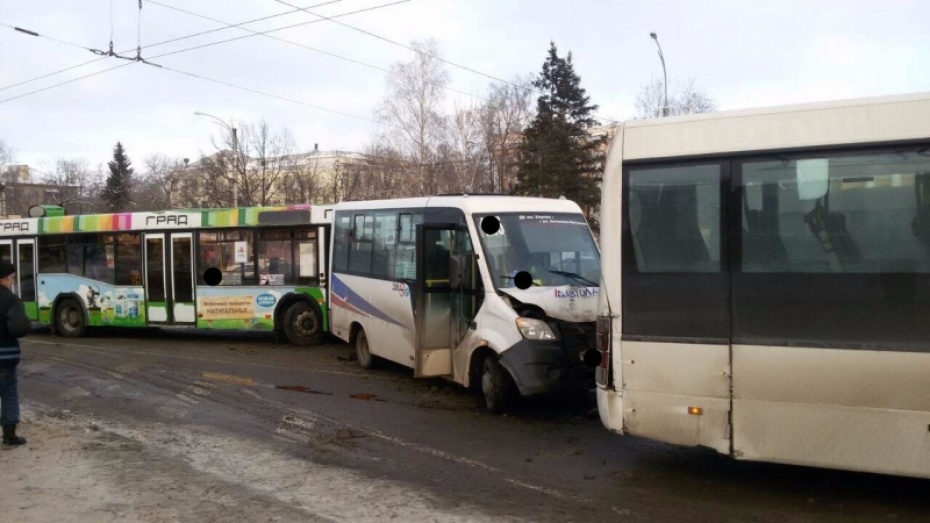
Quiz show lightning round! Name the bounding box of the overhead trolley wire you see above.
[0,0,341,92]
[0,0,407,102]
[158,63,380,125]
[0,62,135,104]
[147,0,480,100]
[0,22,96,53]
[272,0,620,124]
[273,0,531,92]
[143,0,344,52]
[147,0,411,61]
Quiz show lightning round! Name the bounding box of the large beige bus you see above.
[594,92,930,478]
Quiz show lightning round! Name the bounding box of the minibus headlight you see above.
[515,317,557,340]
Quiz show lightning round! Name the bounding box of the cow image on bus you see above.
[594,91,930,478]
[329,195,601,412]
[0,205,331,346]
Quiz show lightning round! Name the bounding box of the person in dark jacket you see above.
[0,261,31,447]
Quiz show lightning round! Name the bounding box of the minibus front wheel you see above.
[482,356,515,413]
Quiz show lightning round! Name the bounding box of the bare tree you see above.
[42,159,104,214]
[200,120,298,207]
[241,122,298,206]
[137,154,185,210]
[280,153,326,205]
[377,39,450,196]
[0,140,12,166]
[636,77,716,118]
[478,78,535,193]
[441,103,485,193]
[347,145,406,201]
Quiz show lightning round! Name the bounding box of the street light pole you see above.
[194,111,239,207]
[649,32,669,117]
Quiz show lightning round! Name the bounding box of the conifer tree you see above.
[102,141,134,212]
[514,42,606,224]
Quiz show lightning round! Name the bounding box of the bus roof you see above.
[0,204,329,237]
[333,195,585,216]
[618,90,930,161]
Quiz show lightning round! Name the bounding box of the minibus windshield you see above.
[475,212,600,289]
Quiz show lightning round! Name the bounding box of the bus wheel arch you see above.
[276,295,324,346]
[53,294,87,338]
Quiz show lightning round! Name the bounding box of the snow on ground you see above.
[0,404,519,523]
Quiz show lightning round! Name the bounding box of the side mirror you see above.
[449,255,464,289]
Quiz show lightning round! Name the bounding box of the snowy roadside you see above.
[0,404,519,523]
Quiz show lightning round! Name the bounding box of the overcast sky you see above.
[2,0,929,174]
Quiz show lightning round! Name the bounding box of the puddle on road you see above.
[350,393,385,402]
[275,385,333,395]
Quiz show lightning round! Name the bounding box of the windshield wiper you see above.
[547,270,598,287]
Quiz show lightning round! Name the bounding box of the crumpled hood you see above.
[498,285,599,322]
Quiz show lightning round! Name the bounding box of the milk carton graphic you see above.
[127,293,140,319]
[115,294,127,318]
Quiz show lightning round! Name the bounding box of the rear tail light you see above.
[595,315,611,386]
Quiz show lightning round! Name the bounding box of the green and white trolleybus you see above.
[0,205,331,345]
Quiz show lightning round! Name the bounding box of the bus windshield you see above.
[475,212,600,289]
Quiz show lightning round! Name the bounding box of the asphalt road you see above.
[14,327,930,522]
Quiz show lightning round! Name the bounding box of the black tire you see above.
[481,355,515,414]
[355,327,379,369]
[55,299,86,338]
[282,301,323,346]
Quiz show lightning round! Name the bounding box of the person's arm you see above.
[7,300,31,338]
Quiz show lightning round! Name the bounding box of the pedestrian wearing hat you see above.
[0,261,31,448]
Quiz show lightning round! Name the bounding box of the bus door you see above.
[144,234,169,324]
[170,233,195,324]
[414,224,455,378]
[15,239,37,320]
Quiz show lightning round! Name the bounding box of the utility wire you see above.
[148,0,410,61]
[0,22,94,52]
[158,63,380,125]
[0,0,341,92]
[272,0,619,124]
[148,0,387,72]
[0,62,136,104]
[137,0,143,57]
[0,0,403,97]
[274,0,530,92]
[0,57,107,93]
[148,0,480,101]
[143,0,343,52]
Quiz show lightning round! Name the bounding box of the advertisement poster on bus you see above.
[36,274,147,327]
[196,287,281,331]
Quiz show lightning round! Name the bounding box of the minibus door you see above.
[414,224,455,378]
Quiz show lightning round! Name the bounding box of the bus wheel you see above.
[355,328,380,369]
[55,299,86,338]
[481,356,515,414]
[283,301,323,346]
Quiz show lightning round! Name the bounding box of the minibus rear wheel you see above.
[355,327,380,369]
